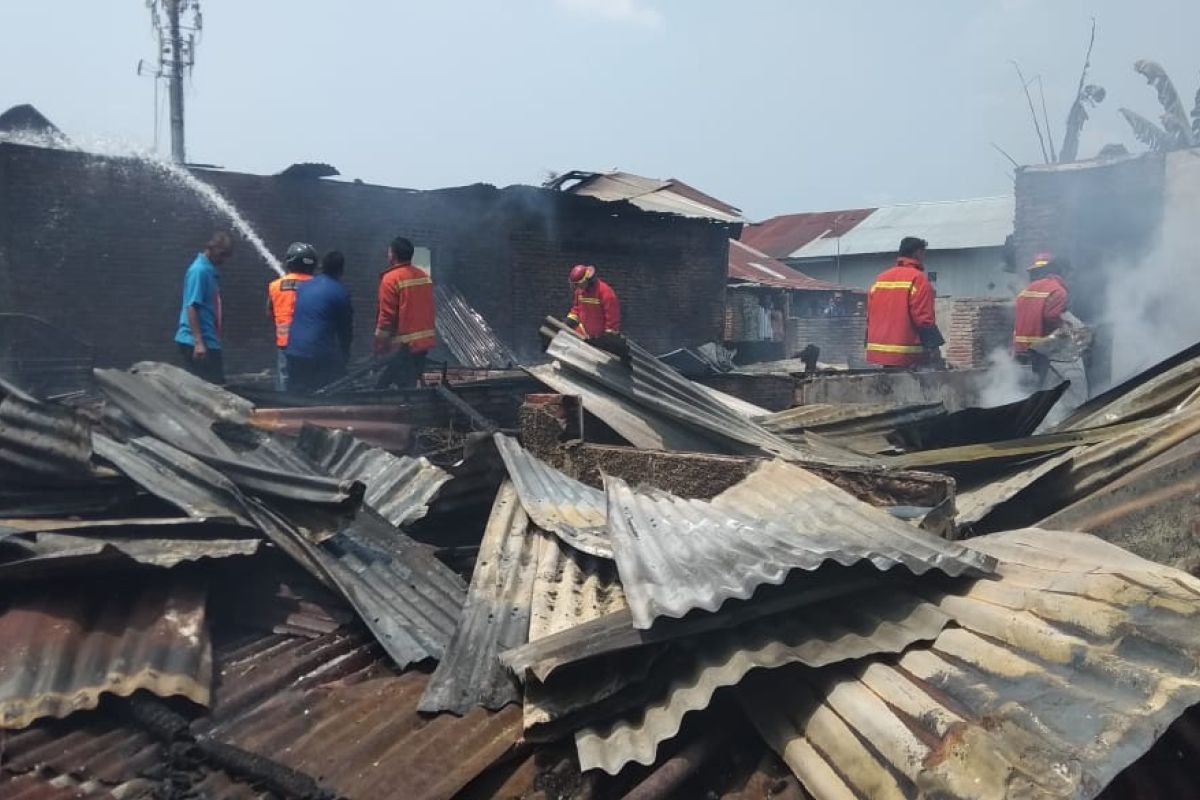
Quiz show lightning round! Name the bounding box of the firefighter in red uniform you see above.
[565,265,621,339]
[374,236,436,389]
[1014,253,1071,384]
[865,237,941,369]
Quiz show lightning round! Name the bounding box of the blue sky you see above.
[3,0,1197,218]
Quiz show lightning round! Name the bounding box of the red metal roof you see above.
[728,239,851,292]
[741,209,876,259]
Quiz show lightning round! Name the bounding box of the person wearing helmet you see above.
[566,265,620,339]
[374,236,436,389]
[267,242,317,391]
[1014,253,1072,382]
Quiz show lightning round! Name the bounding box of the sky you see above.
[2,0,1198,220]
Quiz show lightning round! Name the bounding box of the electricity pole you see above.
[166,0,185,162]
[148,0,202,163]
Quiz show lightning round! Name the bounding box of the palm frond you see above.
[1119,108,1174,151]
[1133,60,1196,147]
[1060,84,1106,163]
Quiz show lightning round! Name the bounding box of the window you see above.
[927,271,938,283]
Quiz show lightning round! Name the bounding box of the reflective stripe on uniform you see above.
[1014,335,1047,344]
[393,277,432,290]
[579,297,602,305]
[393,328,436,344]
[870,281,915,293]
[1019,290,1052,299]
[866,342,924,354]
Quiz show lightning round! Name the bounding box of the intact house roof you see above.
[728,239,854,292]
[744,196,1014,260]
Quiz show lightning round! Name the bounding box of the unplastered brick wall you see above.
[1013,154,1163,321]
[786,315,866,365]
[943,298,1014,369]
[0,143,732,373]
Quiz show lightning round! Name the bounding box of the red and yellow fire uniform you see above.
[1013,274,1069,354]
[567,279,621,339]
[864,257,936,368]
[373,263,436,355]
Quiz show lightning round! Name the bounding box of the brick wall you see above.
[1012,154,1163,321]
[786,315,867,366]
[0,143,732,373]
[943,298,1015,369]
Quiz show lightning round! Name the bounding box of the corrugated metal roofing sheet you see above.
[0,579,211,730]
[741,528,1200,800]
[567,171,748,223]
[435,284,518,369]
[295,425,449,528]
[728,240,849,292]
[0,394,95,484]
[1057,341,1200,431]
[494,433,610,558]
[741,209,876,259]
[761,401,946,454]
[419,482,536,714]
[575,585,953,774]
[219,673,523,800]
[789,195,1014,258]
[605,460,994,628]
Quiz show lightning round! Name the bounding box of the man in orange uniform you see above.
[565,265,620,339]
[374,236,436,389]
[267,242,317,391]
[865,237,940,369]
[1013,253,1071,383]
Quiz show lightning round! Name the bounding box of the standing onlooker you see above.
[286,251,354,393]
[267,242,317,391]
[175,232,234,384]
[374,237,436,389]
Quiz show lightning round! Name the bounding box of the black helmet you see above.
[285,242,317,270]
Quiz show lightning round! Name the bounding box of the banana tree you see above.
[1119,60,1199,151]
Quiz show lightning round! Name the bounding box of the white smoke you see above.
[978,347,1029,407]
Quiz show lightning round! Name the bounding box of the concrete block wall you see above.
[943,298,1015,369]
[786,315,867,365]
[0,143,732,373]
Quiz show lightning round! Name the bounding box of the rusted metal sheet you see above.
[0,393,94,484]
[218,672,523,800]
[575,586,953,774]
[741,529,1200,800]
[435,284,519,369]
[0,774,123,800]
[0,579,211,730]
[296,425,449,528]
[419,482,537,714]
[495,433,610,558]
[605,460,993,629]
[250,405,414,451]
[954,448,1080,531]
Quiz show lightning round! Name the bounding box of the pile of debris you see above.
[3,331,1200,800]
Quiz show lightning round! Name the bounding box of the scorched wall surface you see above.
[0,143,731,373]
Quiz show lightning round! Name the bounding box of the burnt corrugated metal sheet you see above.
[0,529,258,580]
[435,284,518,369]
[1058,339,1200,431]
[575,586,953,774]
[761,401,945,454]
[494,433,610,558]
[250,405,413,451]
[296,425,449,528]
[0,394,94,483]
[217,673,523,800]
[955,448,1080,530]
[419,483,536,714]
[529,530,626,643]
[95,431,467,669]
[887,383,1067,451]
[0,579,211,730]
[605,460,993,629]
[741,528,1200,800]
[0,774,123,800]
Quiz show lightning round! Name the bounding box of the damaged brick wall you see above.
[0,143,731,373]
[943,298,1015,369]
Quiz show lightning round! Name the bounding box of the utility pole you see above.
[166,0,185,162]
[148,0,202,163]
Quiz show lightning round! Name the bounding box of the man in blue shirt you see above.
[175,232,234,384]
[285,250,354,393]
